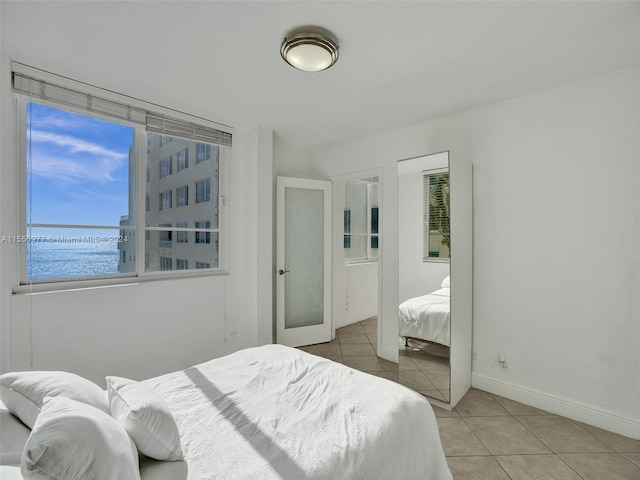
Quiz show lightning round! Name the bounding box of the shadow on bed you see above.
[183,367,307,479]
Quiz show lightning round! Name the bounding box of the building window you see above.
[177,148,188,171]
[371,206,379,249]
[195,261,211,269]
[195,178,211,203]
[196,143,211,163]
[159,157,172,179]
[176,185,188,207]
[343,209,351,249]
[423,171,450,261]
[159,256,172,271]
[159,224,172,248]
[159,191,172,210]
[176,222,188,243]
[344,178,379,263]
[195,221,211,244]
[15,70,230,282]
[176,259,188,270]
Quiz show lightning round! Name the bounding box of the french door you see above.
[276,177,332,347]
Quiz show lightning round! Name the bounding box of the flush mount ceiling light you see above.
[280,29,339,72]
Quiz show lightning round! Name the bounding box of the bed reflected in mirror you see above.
[397,152,451,403]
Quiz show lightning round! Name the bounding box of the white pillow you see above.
[0,371,109,429]
[441,276,451,288]
[106,376,183,461]
[21,396,141,480]
[0,401,31,465]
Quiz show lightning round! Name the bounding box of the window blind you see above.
[146,113,231,146]
[423,173,431,260]
[13,73,147,126]
[423,170,450,260]
[13,72,232,146]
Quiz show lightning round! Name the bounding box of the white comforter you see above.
[399,287,451,347]
[142,344,452,480]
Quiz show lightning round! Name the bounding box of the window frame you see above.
[13,65,232,289]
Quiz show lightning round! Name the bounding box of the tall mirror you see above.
[397,151,473,408]
[397,152,452,403]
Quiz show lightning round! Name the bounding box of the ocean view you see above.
[27,240,120,280]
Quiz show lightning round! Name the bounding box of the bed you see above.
[0,344,452,480]
[399,276,451,348]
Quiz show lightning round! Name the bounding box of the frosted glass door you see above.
[277,177,331,347]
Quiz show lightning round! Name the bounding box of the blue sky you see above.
[27,102,133,237]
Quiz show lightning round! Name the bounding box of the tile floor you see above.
[298,318,640,480]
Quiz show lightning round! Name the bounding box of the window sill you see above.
[12,269,228,295]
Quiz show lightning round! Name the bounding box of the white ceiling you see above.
[2,1,640,151]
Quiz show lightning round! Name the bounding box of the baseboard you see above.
[472,373,640,440]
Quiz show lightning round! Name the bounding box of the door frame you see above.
[276,176,332,347]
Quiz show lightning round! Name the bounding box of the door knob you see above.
[278,269,290,275]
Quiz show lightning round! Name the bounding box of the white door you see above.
[276,176,332,347]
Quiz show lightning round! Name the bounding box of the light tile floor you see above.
[298,318,640,480]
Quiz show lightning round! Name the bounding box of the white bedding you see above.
[142,344,452,480]
[399,287,451,347]
[1,345,452,480]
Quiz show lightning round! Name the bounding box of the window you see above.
[423,171,450,260]
[195,221,211,244]
[343,209,351,249]
[159,191,172,210]
[371,207,379,249]
[15,69,231,282]
[195,178,211,203]
[343,178,379,262]
[176,259,188,270]
[177,148,188,171]
[159,256,172,271]
[176,185,188,207]
[159,157,172,178]
[196,143,214,163]
[159,224,172,248]
[195,261,211,269]
[176,222,188,243]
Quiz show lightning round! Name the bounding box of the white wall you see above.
[302,66,640,437]
[0,55,273,387]
[333,263,378,329]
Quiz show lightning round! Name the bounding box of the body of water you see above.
[27,240,120,280]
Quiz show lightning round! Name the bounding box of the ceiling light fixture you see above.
[281,28,339,72]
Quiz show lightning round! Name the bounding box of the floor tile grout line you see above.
[334,321,640,479]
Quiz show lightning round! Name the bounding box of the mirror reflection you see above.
[397,152,451,403]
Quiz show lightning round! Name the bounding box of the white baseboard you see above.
[472,373,640,440]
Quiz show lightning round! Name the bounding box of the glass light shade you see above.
[281,33,339,72]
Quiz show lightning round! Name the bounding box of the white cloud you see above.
[31,130,128,161]
[29,130,129,184]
